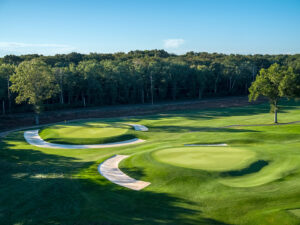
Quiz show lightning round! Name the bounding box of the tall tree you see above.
[10,59,58,124]
[249,63,295,123]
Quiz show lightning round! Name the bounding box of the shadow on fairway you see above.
[0,137,230,225]
[221,160,269,177]
[127,99,299,124]
[43,134,140,145]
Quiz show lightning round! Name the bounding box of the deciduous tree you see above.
[249,63,295,123]
[10,59,58,124]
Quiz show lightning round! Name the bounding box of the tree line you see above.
[0,50,299,122]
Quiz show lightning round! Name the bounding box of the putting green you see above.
[153,147,256,171]
[39,122,134,145]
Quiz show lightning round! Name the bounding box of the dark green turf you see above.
[0,99,300,225]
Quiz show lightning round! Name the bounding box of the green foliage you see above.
[249,63,283,103]
[1,52,300,113]
[0,64,15,99]
[10,58,58,113]
[249,63,298,122]
[279,64,300,98]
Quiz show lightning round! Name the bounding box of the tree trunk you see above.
[82,93,86,107]
[198,87,203,100]
[35,114,39,125]
[274,109,278,123]
[2,100,5,115]
[150,74,153,105]
[60,89,64,104]
[231,79,236,92]
[60,71,64,104]
[7,75,11,113]
[274,101,278,123]
[141,88,145,104]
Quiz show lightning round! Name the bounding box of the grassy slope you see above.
[0,99,300,225]
[152,147,256,171]
[39,122,143,145]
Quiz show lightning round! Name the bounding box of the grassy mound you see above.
[152,147,256,171]
[39,121,140,145]
[1,99,300,224]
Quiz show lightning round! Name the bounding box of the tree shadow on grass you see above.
[147,125,259,133]
[43,134,139,145]
[0,138,230,225]
[126,99,299,125]
[221,160,269,177]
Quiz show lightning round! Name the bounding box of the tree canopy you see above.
[249,63,298,123]
[10,59,58,123]
[0,51,299,115]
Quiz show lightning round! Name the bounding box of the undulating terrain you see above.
[0,99,300,225]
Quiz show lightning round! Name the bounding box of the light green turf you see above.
[39,122,139,144]
[153,147,256,171]
[1,98,300,225]
[289,209,300,218]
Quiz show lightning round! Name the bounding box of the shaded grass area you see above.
[1,99,300,225]
[0,136,226,225]
[221,160,269,177]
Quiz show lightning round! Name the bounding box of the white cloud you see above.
[163,39,185,48]
[0,42,76,56]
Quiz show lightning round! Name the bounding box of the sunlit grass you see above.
[0,99,300,224]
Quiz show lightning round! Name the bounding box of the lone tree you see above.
[249,63,296,123]
[10,59,58,124]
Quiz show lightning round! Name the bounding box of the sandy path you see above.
[98,155,150,190]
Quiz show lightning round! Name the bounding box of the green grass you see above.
[39,122,141,144]
[152,147,256,171]
[0,99,300,225]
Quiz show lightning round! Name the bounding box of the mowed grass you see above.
[153,147,256,171]
[0,99,300,225]
[39,122,140,144]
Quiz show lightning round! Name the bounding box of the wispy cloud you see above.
[0,42,76,56]
[163,39,185,48]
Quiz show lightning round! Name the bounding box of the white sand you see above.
[24,124,148,149]
[127,124,149,131]
[24,130,145,149]
[98,155,150,191]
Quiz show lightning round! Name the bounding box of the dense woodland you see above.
[0,50,300,114]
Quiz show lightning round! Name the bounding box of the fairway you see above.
[153,147,256,171]
[1,100,300,225]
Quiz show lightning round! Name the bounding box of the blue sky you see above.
[0,0,299,56]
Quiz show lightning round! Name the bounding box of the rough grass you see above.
[0,99,300,225]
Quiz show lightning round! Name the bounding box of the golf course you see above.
[1,99,300,225]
